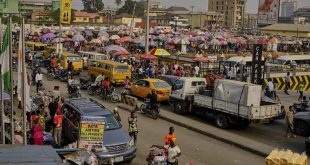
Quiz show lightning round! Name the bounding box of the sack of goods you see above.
[265,149,307,165]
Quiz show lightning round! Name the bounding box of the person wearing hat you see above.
[113,107,121,122]
[54,108,64,146]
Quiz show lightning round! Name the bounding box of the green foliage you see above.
[115,0,123,9]
[116,0,145,17]
[82,0,104,12]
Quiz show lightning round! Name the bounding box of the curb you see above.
[118,104,269,158]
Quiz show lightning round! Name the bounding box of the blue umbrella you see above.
[1,92,10,101]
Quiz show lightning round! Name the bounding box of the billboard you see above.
[61,0,72,24]
[258,0,280,25]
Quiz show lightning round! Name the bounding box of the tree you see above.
[52,8,76,24]
[115,0,123,10]
[82,0,104,12]
[117,0,145,17]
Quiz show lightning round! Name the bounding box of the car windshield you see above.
[273,59,285,65]
[101,114,121,130]
[115,65,128,72]
[153,81,171,89]
[67,56,81,62]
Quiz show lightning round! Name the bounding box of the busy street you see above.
[1,0,310,165]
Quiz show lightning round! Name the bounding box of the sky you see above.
[70,0,310,13]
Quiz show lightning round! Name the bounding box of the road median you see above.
[118,103,274,158]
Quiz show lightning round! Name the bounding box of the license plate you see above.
[113,156,123,162]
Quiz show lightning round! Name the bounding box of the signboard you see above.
[61,0,72,24]
[79,116,105,151]
[258,0,280,25]
[251,44,263,84]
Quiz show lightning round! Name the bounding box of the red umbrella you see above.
[117,37,132,43]
[140,54,158,60]
[114,51,130,56]
[193,57,209,63]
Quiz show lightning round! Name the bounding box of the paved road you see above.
[27,73,264,165]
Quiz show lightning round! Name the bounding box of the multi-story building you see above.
[0,0,60,14]
[281,0,298,17]
[293,7,310,23]
[178,12,224,28]
[208,0,246,28]
[0,0,19,13]
[244,13,258,29]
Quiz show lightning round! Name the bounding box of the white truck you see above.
[170,78,282,128]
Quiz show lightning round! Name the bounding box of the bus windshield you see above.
[115,65,128,72]
[34,45,46,51]
[67,56,81,62]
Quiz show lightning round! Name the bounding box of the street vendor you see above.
[152,138,181,165]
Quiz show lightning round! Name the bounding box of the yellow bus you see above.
[60,52,83,74]
[25,42,47,51]
[42,46,57,58]
[88,60,131,84]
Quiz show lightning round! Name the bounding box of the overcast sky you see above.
[70,0,309,13]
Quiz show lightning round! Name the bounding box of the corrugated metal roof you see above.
[261,24,310,32]
[0,145,63,164]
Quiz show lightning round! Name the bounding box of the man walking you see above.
[298,81,305,101]
[285,106,296,138]
[284,72,290,95]
[35,70,43,93]
[54,108,64,146]
[165,126,176,145]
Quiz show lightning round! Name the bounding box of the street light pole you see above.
[144,0,150,53]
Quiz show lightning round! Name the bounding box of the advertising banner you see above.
[79,116,105,151]
[258,0,280,25]
[61,0,72,24]
[251,44,263,85]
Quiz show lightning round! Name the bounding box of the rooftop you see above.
[166,6,189,12]
[261,23,310,32]
[19,0,52,6]
[74,11,101,18]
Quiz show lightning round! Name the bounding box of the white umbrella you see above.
[210,39,220,45]
[110,35,120,40]
[72,34,85,42]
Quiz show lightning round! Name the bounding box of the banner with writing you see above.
[61,0,72,24]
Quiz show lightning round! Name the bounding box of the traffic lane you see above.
[158,104,306,153]
[39,77,264,165]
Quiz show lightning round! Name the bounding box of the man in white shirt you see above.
[267,78,274,98]
[35,70,43,93]
[165,138,181,164]
[194,65,200,77]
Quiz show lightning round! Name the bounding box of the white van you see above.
[79,51,109,69]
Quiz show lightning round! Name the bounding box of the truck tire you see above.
[215,114,229,129]
[173,102,184,115]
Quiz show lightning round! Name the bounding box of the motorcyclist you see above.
[50,56,57,72]
[67,76,77,95]
[95,73,104,85]
[147,90,158,110]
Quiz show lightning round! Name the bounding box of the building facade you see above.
[73,12,105,24]
[0,0,19,13]
[114,13,142,26]
[244,13,257,29]
[208,0,246,28]
[281,0,298,17]
[178,12,224,28]
[293,7,310,23]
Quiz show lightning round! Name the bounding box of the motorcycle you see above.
[292,102,309,113]
[68,84,81,98]
[79,77,92,90]
[12,58,17,71]
[139,98,160,119]
[47,68,69,82]
[100,86,120,103]
[87,83,103,96]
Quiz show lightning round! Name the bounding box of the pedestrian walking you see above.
[165,126,176,145]
[285,106,296,138]
[128,111,138,144]
[54,108,64,147]
[32,118,44,145]
[284,72,290,95]
[113,107,121,122]
[298,81,305,101]
[35,70,43,93]
[267,78,274,98]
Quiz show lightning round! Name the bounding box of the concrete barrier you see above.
[121,94,138,111]
[264,75,310,91]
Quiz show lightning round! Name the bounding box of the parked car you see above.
[61,98,136,164]
[130,78,171,102]
[293,112,310,136]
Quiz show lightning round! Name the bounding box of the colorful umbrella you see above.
[193,57,209,63]
[140,54,158,60]
[117,37,132,43]
[149,48,170,56]
[104,45,128,53]
[42,33,56,39]
[1,92,10,101]
[90,39,102,44]
[72,34,85,42]
[110,35,120,40]
[113,51,130,56]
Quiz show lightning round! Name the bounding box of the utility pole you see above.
[145,0,150,53]
[190,6,194,28]
[129,1,137,37]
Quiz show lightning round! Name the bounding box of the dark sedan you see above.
[158,75,179,86]
[294,112,310,136]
